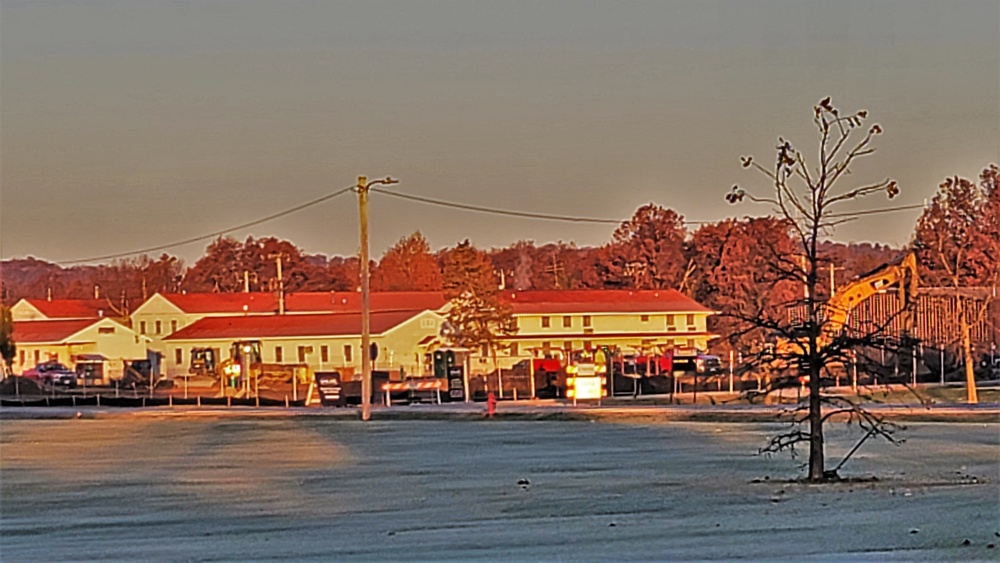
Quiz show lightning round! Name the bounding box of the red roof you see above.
[13,320,98,343]
[23,299,116,319]
[164,311,425,341]
[500,290,713,314]
[159,292,446,315]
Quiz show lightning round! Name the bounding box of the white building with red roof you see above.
[497,289,715,361]
[161,309,446,379]
[10,298,123,321]
[134,289,714,379]
[10,318,149,382]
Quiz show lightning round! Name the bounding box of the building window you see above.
[98,327,115,334]
[509,343,518,356]
[171,320,178,334]
[140,321,147,335]
[298,346,307,363]
[175,349,183,365]
[481,344,489,356]
[686,314,695,327]
[583,340,592,350]
[563,340,573,351]
[34,350,40,365]
[420,318,436,329]
[275,346,284,363]
[563,316,572,328]
[686,339,694,349]
[344,345,353,363]
[542,341,551,354]
[583,315,592,328]
[541,316,550,328]
[641,314,650,323]
[155,320,162,335]
[666,315,675,329]
[19,350,25,365]
[321,345,329,363]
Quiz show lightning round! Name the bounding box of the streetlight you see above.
[357,175,399,422]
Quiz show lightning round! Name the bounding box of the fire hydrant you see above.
[486,391,497,418]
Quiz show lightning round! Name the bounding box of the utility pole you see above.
[356,175,399,422]
[269,253,287,315]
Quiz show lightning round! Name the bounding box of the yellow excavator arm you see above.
[821,252,919,342]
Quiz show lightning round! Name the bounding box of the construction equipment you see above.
[771,252,919,377]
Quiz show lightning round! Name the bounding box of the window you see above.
[564,341,572,351]
[686,314,696,327]
[666,315,676,329]
[140,321,147,335]
[641,314,650,323]
[686,339,695,349]
[98,327,115,334]
[481,344,489,356]
[275,346,284,363]
[171,320,178,334]
[344,345,353,363]
[542,341,551,354]
[19,350,25,365]
[583,340,592,350]
[174,349,183,365]
[420,318,436,329]
[541,316,550,328]
[509,343,518,356]
[155,320,162,335]
[34,350,40,365]
[583,315,592,328]
[563,316,572,328]
[298,346,307,363]
[321,345,329,363]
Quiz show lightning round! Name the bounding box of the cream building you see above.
[494,289,716,368]
[11,318,150,382]
[161,309,446,379]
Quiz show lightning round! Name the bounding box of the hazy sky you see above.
[2,0,997,266]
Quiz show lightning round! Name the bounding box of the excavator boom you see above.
[821,252,918,341]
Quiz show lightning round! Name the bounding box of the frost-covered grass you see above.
[1,419,997,561]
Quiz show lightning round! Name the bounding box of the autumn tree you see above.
[440,240,516,363]
[182,236,328,294]
[0,305,15,376]
[689,217,800,356]
[913,165,1000,404]
[601,204,690,290]
[728,97,905,482]
[372,232,442,291]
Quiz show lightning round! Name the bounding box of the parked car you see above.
[22,362,78,388]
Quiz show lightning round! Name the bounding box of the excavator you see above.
[769,252,919,377]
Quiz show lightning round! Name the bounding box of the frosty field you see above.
[1,416,997,562]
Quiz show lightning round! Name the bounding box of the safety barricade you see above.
[382,378,445,406]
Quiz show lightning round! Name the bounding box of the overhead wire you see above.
[53,184,923,265]
[370,188,624,224]
[61,186,356,264]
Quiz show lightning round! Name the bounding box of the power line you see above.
[828,203,925,218]
[61,186,355,265]
[371,188,624,224]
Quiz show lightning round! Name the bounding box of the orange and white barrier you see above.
[382,378,446,405]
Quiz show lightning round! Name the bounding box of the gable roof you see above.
[163,310,425,341]
[13,319,102,344]
[20,299,117,320]
[500,290,714,315]
[156,291,447,315]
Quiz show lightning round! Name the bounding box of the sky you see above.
[1,0,997,266]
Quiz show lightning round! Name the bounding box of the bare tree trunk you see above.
[958,298,979,404]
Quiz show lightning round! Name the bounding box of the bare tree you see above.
[727,97,908,482]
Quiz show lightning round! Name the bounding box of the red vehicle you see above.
[22,361,78,388]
